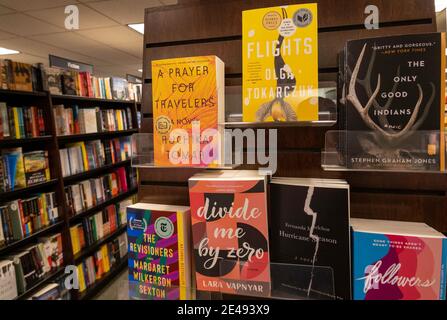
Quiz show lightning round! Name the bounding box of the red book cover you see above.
[108,205,117,232]
[116,168,128,193]
[188,170,271,297]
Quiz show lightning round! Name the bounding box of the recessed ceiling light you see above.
[0,47,20,55]
[138,69,143,73]
[128,23,144,34]
[436,0,447,12]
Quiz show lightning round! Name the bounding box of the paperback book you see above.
[127,203,192,300]
[269,178,351,300]
[189,170,270,297]
[342,33,446,171]
[242,4,319,122]
[151,55,225,167]
[351,218,447,300]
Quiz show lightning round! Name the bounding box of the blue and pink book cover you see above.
[127,206,181,300]
[353,231,447,300]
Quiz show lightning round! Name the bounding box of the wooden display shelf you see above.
[13,266,66,300]
[0,89,47,97]
[0,220,64,256]
[51,94,137,105]
[63,160,131,184]
[73,225,127,263]
[57,129,138,142]
[69,188,137,224]
[77,256,128,300]
[0,136,53,147]
[0,179,58,202]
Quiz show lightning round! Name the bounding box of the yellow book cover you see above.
[116,110,124,130]
[151,55,225,167]
[13,108,20,138]
[70,226,79,254]
[242,3,319,122]
[77,264,86,292]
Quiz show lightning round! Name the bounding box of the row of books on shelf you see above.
[0,191,59,246]
[0,103,46,139]
[0,148,50,192]
[0,58,142,102]
[76,233,128,293]
[54,105,133,136]
[47,68,142,102]
[59,137,131,177]
[0,232,63,299]
[127,170,447,301]
[70,197,134,255]
[65,167,137,216]
[24,274,70,300]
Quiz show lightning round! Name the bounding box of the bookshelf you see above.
[0,90,138,300]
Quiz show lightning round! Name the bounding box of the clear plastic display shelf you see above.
[322,130,447,173]
[223,81,337,128]
[131,133,240,169]
[111,262,335,300]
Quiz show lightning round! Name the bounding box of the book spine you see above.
[177,211,187,300]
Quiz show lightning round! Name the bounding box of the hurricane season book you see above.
[269,178,351,300]
[351,218,447,300]
[127,203,192,300]
[151,56,225,167]
[188,170,270,297]
[242,4,319,122]
[343,33,446,171]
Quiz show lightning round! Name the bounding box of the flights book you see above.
[242,4,319,122]
[269,177,351,300]
[151,55,225,167]
[127,203,192,300]
[351,218,447,300]
[188,170,270,297]
[342,33,446,171]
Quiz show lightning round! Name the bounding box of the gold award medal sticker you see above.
[262,11,282,30]
[155,115,172,135]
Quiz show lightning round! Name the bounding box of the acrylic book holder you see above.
[130,133,239,169]
[322,130,447,173]
[224,81,337,127]
[115,261,335,300]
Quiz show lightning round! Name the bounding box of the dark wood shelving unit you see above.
[63,160,131,184]
[57,129,138,143]
[0,136,53,147]
[13,267,66,300]
[0,220,64,256]
[70,188,138,224]
[77,256,128,300]
[0,91,138,300]
[1,179,59,202]
[73,225,127,263]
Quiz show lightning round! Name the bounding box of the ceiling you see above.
[0,0,177,77]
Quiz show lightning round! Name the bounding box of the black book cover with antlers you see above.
[343,33,445,171]
[268,178,351,300]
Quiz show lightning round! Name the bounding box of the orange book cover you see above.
[151,56,225,167]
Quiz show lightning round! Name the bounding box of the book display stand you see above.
[322,130,447,173]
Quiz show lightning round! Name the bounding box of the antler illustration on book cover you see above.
[343,33,445,171]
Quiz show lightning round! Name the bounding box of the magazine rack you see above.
[224,82,338,128]
[116,261,335,300]
[130,133,240,169]
[322,130,447,173]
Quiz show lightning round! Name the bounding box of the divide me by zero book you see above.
[242,3,319,122]
[269,178,351,300]
[188,170,270,297]
[151,56,225,167]
[127,203,192,300]
[343,33,446,171]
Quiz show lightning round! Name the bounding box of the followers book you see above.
[151,56,225,167]
[269,178,351,300]
[351,218,447,300]
[342,33,446,171]
[127,203,192,300]
[188,170,270,297]
[242,4,319,122]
